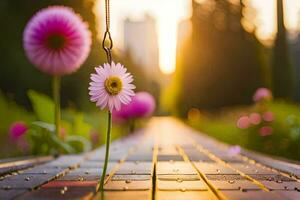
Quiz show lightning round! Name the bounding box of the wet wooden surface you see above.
[0,117,299,200]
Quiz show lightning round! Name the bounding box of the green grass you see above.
[0,91,128,158]
[188,101,300,161]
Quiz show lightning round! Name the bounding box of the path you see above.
[0,117,300,199]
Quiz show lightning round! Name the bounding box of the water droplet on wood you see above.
[176,178,183,183]
[125,180,131,184]
[3,185,11,190]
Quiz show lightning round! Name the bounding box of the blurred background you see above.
[1,0,300,160]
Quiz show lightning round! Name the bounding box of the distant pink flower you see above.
[90,131,100,145]
[16,138,30,153]
[113,92,155,122]
[60,127,67,139]
[253,88,273,103]
[262,111,275,122]
[89,62,135,112]
[227,145,241,157]
[23,6,91,75]
[112,104,132,123]
[259,126,273,136]
[9,121,28,141]
[129,92,155,117]
[237,116,250,129]
[249,113,261,125]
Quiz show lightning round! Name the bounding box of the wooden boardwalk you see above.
[0,117,300,200]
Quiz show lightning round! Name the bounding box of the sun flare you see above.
[94,0,191,74]
[94,0,300,74]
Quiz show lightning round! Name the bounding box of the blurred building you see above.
[123,15,160,80]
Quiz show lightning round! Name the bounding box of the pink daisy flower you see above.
[89,62,135,112]
[23,6,91,76]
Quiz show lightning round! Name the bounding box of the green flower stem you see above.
[53,76,61,138]
[100,111,112,191]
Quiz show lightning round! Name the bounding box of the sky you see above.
[94,0,300,74]
[251,0,300,41]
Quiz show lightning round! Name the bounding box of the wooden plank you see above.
[1,117,299,199]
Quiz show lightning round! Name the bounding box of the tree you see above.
[172,0,263,116]
[271,0,293,98]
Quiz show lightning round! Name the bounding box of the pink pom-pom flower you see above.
[262,111,275,122]
[259,126,273,137]
[253,88,273,103]
[112,92,155,122]
[130,92,156,118]
[89,62,135,112]
[112,102,133,123]
[23,6,91,75]
[9,121,28,141]
[249,113,261,125]
[236,116,250,129]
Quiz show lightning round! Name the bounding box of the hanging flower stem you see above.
[53,76,61,138]
[100,111,112,191]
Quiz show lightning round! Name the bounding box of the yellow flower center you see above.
[104,76,123,95]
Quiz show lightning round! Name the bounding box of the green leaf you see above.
[66,135,92,152]
[32,121,55,132]
[27,122,76,155]
[50,134,75,154]
[72,113,92,138]
[27,90,54,123]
